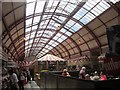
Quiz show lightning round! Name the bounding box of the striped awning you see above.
[38,54,65,61]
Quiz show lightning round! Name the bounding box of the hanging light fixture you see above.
[56,26,61,31]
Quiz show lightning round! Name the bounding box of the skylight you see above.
[25,0,115,58]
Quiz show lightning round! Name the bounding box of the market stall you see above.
[38,54,66,71]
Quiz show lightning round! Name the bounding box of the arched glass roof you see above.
[2,0,120,61]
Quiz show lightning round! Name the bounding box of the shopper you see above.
[79,66,86,79]
[85,74,91,80]
[8,69,19,90]
[29,68,34,80]
[92,71,100,80]
[62,69,71,77]
[99,71,107,80]
[26,69,31,82]
[18,70,25,90]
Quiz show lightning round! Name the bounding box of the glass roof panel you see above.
[42,15,52,20]
[58,16,66,22]
[44,45,50,49]
[57,38,64,43]
[26,27,31,32]
[54,41,59,45]
[66,20,75,28]
[49,46,54,50]
[89,0,100,6]
[83,3,91,11]
[55,33,62,37]
[33,16,41,24]
[53,0,60,5]
[35,1,46,13]
[50,8,56,12]
[30,34,35,38]
[84,12,95,20]
[95,4,105,12]
[68,28,75,33]
[32,25,38,30]
[100,1,110,9]
[61,28,67,33]
[29,39,33,43]
[77,0,110,25]
[41,38,49,42]
[42,19,49,25]
[64,3,76,14]
[51,44,57,47]
[47,0,54,8]
[91,1,110,16]
[73,8,88,20]
[26,2,35,16]
[48,40,55,44]
[60,35,67,40]
[71,23,82,32]
[25,34,29,39]
[65,31,72,36]
[42,33,50,38]
[79,17,88,25]
[53,35,59,40]
[53,16,66,23]
[26,18,32,27]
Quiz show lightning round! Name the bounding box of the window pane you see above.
[53,36,59,40]
[26,27,31,32]
[80,17,89,25]
[66,20,75,28]
[26,18,32,26]
[65,31,72,36]
[35,1,46,13]
[26,2,35,16]
[33,16,40,24]
[73,8,88,20]
[64,3,76,14]
[61,28,67,33]
[32,25,38,30]
[71,23,82,32]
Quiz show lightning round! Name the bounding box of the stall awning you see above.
[38,54,65,61]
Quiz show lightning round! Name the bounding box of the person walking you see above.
[8,68,19,90]
[18,70,25,90]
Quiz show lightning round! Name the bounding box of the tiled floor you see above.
[24,81,40,90]
[24,83,31,90]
